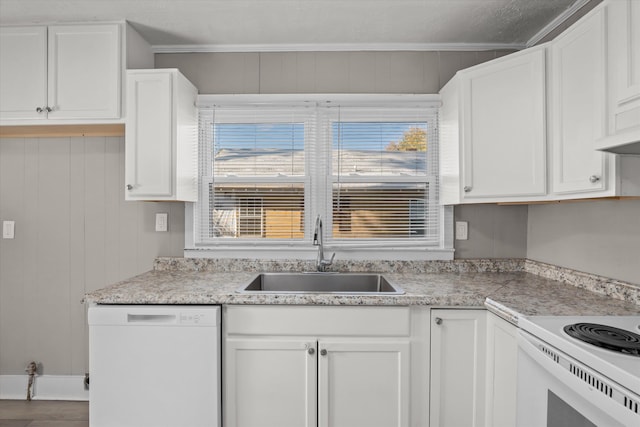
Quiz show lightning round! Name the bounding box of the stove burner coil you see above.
[564,323,640,357]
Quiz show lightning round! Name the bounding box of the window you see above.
[196,107,311,243]
[190,95,452,259]
[329,110,439,243]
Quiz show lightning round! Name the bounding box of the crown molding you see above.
[526,0,591,47]
[151,42,525,54]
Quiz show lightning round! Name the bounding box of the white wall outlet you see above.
[155,213,168,232]
[455,221,468,240]
[2,221,15,239]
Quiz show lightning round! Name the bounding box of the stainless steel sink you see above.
[237,273,404,294]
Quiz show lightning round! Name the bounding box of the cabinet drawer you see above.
[225,305,411,336]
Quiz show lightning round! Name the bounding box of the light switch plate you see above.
[3,221,15,239]
[155,213,168,232]
[455,221,468,240]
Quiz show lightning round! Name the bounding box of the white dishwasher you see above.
[88,305,221,427]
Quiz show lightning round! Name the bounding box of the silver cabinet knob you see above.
[463,186,472,193]
[589,175,600,183]
[308,347,315,355]
[126,184,133,190]
[36,107,45,113]
[320,349,327,356]
[435,317,443,325]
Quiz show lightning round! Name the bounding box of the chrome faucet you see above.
[313,215,335,272]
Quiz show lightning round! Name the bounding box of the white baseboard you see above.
[0,375,89,401]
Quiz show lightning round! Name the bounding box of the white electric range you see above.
[517,315,640,427]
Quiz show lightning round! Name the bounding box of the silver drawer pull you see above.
[127,314,176,323]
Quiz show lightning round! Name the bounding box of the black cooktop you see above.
[564,323,640,357]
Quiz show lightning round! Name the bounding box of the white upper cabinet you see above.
[47,25,121,119]
[440,47,547,204]
[0,22,152,124]
[125,69,198,201]
[596,0,640,152]
[549,5,611,195]
[0,26,47,120]
[441,0,640,205]
[548,1,640,198]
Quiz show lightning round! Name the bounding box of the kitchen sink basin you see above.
[237,272,404,295]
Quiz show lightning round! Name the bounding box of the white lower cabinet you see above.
[430,309,487,427]
[223,305,425,427]
[318,340,410,427]
[225,339,317,427]
[484,313,518,427]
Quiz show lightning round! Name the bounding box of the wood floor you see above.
[0,400,88,427]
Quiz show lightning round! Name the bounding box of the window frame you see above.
[185,94,453,260]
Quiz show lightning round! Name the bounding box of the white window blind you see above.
[327,107,440,244]
[197,106,313,242]
[194,97,444,252]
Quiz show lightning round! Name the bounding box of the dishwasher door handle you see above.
[127,314,177,323]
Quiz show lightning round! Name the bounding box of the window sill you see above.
[184,246,454,261]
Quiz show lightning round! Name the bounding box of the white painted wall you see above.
[454,205,528,259]
[527,199,640,285]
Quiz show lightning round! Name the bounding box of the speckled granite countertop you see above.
[84,258,640,323]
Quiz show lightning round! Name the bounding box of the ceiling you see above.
[0,0,593,52]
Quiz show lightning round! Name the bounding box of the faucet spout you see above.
[313,215,335,272]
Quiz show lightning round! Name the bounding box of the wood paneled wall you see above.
[155,50,517,95]
[0,137,184,375]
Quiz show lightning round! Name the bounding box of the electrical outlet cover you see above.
[2,221,15,239]
[455,221,468,240]
[155,213,168,232]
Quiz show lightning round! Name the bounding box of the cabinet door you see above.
[125,71,174,198]
[550,7,608,194]
[224,339,317,427]
[47,24,120,119]
[0,26,47,119]
[318,340,410,427]
[430,309,487,427]
[461,49,546,199]
[485,313,518,427]
[607,0,640,139]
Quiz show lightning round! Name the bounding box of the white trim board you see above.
[0,375,89,401]
[526,0,592,47]
[151,42,527,53]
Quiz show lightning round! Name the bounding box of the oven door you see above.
[517,330,639,427]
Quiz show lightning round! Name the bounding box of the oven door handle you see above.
[517,331,640,426]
